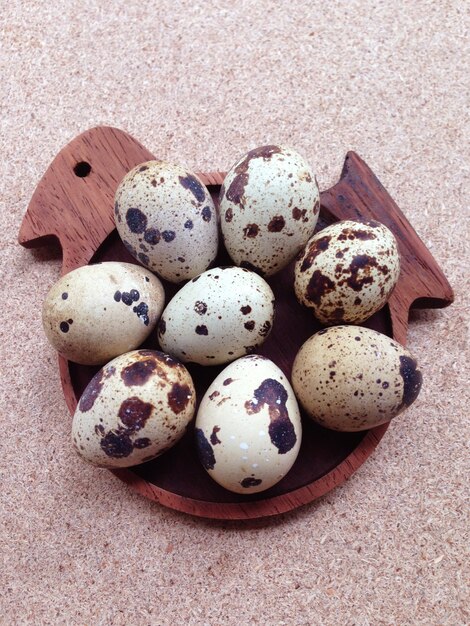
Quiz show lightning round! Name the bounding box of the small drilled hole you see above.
[74,161,91,177]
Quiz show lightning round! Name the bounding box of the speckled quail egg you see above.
[42,262,165,365]
[195,355,302,494]
[292,326,423,432]
[72,349,196,467]
[114,161,218,283]
[219,145,320,276]
[294,219,400,325]
[157,266,275,366]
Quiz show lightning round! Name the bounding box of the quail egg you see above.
[220,145,320,276]
[157,266,275,365]
[195,355,302,493]
[292,325,423,431]
[114,161,218,283]
[72,349,196,467]
[42,262,165,365]
[294,219,400,324]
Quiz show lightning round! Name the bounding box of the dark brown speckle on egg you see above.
[179,174,206,203]
[267,215,285,232]
[201,206,212,222]
[240,477,262,488]
[121,358,157,386]
[167,383,191,414]
[245,378,296,454]
[126,208,148,234]
[243,223,259,238]
[79,368,105,412]
[210,426,221,445]
[195,428,216,470]
[162,230,176,242]
[194,301,208,315]
[118,396,153,430]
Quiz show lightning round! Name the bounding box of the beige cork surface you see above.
[1,1,469,624]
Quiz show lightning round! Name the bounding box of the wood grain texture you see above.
[19,126,156,273]
[320,153,454,345]
[19,126,454,519]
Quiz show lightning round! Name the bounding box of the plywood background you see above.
[1,1,468,624]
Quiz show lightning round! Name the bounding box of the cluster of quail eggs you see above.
[42,145,423,495]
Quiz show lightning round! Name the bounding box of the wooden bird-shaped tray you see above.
[18,126,453,519]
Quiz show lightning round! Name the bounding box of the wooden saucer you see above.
[18,126,453,519]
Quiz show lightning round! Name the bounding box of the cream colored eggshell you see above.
[292,326,423,432]
[42,262,165,365]
[220,145,320,276]
[294,220,400,324]
[195,355,302,494]
[72,350,195,468]
[157,267,275,366]
[114,161,218,283]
